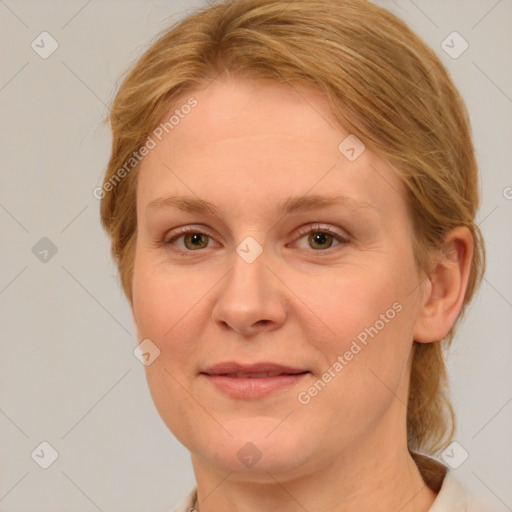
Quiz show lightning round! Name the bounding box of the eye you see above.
[162,223,350,254]
[292,223,350,252]
[163,226,215,251]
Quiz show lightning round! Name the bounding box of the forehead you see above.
[176,77,338,142]
[137,77,408,220]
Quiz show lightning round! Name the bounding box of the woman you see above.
[100,0,489,510]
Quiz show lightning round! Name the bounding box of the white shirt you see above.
[171,470,494,512]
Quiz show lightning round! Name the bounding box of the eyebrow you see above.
[146,194,376,216]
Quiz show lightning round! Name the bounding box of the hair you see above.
[100,0,485,467]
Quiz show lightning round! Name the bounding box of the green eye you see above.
[292,224,350,252]
[182,232,210,250]
[163,223,350,254]
[307,231,336,250]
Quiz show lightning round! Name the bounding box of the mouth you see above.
[200,362,311,399]
[217,371,305,378]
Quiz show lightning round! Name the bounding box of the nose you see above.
[211,244,287,337]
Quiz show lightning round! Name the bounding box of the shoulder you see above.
[435,472,498,512]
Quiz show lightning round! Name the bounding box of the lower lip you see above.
[202,373,310,399]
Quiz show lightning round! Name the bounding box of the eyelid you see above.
[163,224,213,243]
[162,224,219,250]
[287,223,351,254]
[292,223,351,245]
[162,222,350,252]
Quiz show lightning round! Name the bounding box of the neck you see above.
[191,438,438,512]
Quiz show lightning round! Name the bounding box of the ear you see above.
[413,226,474,343]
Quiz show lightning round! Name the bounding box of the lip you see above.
[200,361,310,399]
[203,361,308,375]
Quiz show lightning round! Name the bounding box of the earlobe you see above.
[413,227,474,343]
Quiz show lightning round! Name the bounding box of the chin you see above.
[201,444,309,482]
[188,417,318,480]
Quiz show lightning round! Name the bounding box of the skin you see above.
[131,76,473,512]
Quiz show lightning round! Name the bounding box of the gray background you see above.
[1,0,511,511]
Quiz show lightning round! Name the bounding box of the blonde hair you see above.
[100,0,485,460]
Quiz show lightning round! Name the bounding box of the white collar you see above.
[428,470,469,511]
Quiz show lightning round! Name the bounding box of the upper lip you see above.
[202,362,309,376]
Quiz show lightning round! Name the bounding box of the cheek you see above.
[132,249,212,340]
[132,257,203,445]
[131,250,217,406]
[293,260,406,349]
[293,259,416,405]
[143,361,204,452]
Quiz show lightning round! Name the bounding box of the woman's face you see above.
[132,77,428,480]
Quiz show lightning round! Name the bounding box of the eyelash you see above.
[162,223,350,254]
